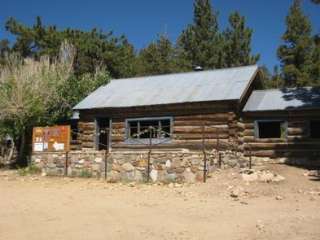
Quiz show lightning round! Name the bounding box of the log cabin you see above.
[72,65,320,163]
[32,65,320,181]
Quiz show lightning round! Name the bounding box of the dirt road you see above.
[0,164,319,240]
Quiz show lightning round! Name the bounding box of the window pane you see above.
[140,120,159,139]
[127,118,171,139]
[258,121,284,138]
[310,121,320,138]
[160,119,171,138]
[129,121,138,138]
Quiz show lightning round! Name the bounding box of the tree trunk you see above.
[17,130,26,166]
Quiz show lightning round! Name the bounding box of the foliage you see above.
[17,164,41,176]
[177,0,223,70]
[277,0,315,87]
[223,12,259,67]
[137,35,179,76]
[79,169,92,178]
[0,42,74,163]
[5,17,136,78]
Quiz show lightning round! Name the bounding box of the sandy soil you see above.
[0,164,319,240]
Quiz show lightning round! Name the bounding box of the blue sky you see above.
[1,0,319,71]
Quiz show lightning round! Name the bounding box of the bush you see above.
[79,169,92,178]
[18,164,41,176]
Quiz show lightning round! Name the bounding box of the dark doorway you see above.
[96,118,110,150]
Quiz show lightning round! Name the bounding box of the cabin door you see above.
[95,117,110,151]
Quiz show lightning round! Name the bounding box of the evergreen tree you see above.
[223,12,259,67]
[0,39,10,66]
[5,17,137,78]
[311,36,320,86]
[311,0,320,4]
[277,0,314,87]
[177,0,223,70]
[137,34,178,76]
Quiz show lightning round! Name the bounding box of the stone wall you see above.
[32,150,214,183]
[32,151,106,178]
[32,149,253,183]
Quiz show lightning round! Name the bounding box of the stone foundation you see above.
[32,150,223,183]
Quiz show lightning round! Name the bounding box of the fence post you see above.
[147,127,152,183]
[202,124,207,183]
[65,151,69,176]
[104,150,108,180]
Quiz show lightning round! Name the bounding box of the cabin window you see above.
[310,120,320,138]
[127,117,172,139]
[255,120,287,139]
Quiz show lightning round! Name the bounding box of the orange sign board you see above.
[32,125,71,152]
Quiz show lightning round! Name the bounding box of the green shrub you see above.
[79,169,92,178]
[18,164,41,176]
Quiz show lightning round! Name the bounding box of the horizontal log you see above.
[244,142,320,150]
[243,129,255,136]
[287,127,305,136]
[175,133,229,140]
[245,149,320,158]
[174,126,228,134]
[243,136,286,143]
[175,113,231,121]
[174,121,228,127]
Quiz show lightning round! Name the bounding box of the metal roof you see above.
[243,87,320,112]
[74,65,258,110]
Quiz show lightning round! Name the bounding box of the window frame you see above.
[254,120,288,139]
[125,116,173,144]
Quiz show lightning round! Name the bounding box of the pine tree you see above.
[223,12,259,67]
[177,0,223,70]
[277,0,314,87]
[311,36,320,86]
[137,34,178,76]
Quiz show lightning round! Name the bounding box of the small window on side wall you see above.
[255,120,287,139]
[310,120,320,139]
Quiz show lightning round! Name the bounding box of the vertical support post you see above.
[217,132,222,168]
[65,151,69,176]
[202,123,207,183]
[147,127,152,183]
[249,145,252,169]
[104,150,108,180]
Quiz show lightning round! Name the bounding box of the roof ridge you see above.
[109,65,258,83]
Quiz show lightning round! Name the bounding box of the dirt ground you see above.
[0,164,319,240]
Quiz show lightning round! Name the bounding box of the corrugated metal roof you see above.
[74,65,258,110]
[243,87,320,112]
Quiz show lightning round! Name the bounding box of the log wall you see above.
[240,111,320,158]
[75,101,239,151]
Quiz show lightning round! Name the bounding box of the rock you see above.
[94,157,103,163]
[41,171,47,177]
[150,169,158,182]
[168,183,174,188]
[128,182,136,187]
[122,163,135,172]
[230,187,244,198]
[242,172,258,182]
[174,183,183,188]
[183,168,196,183]
[134,170,144,182]
[108,171,120,183]
[165,160,171,168]
[275,195,283,200]
[259,171,274,182]
[272,174,285,182]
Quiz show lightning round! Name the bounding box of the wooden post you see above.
[65,151,69,176]
[104,150,108,180]
[202,123,207,183]
[147,127,152,183]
